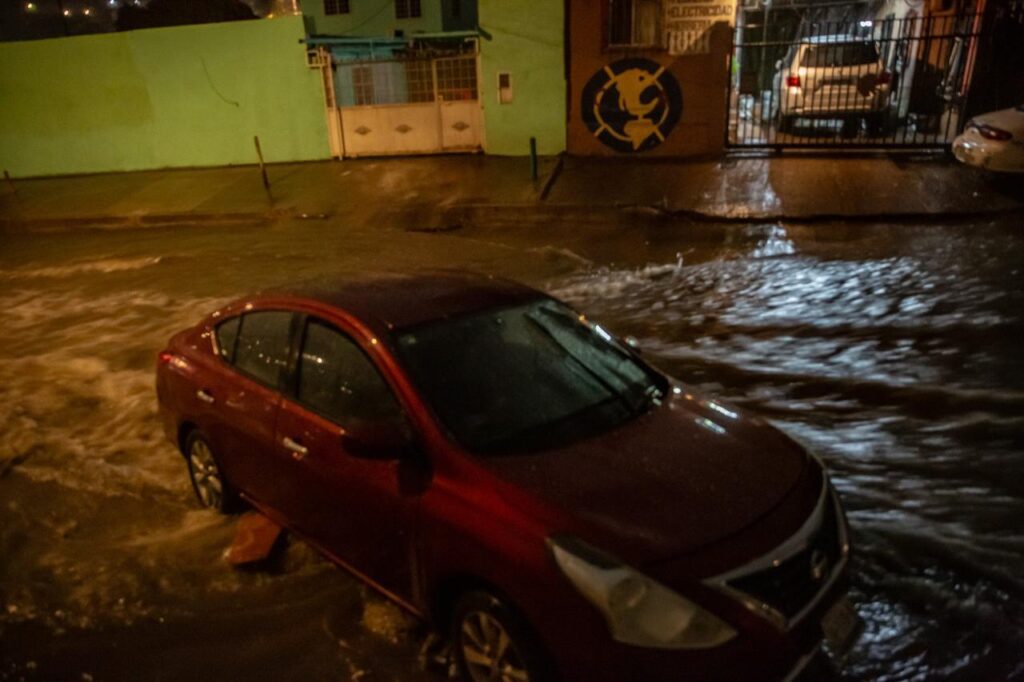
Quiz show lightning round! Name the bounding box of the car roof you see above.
[260,270,545,334]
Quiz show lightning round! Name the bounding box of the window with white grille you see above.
[437,57,478,101]
[352,65,375,105]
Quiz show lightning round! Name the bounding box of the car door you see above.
[274,315,418,603]
[204,309,297,512]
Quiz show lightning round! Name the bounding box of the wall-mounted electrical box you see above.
[498,72,513,104]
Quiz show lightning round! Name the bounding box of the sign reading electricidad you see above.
[581,58,683,153]
[665,0,737,55]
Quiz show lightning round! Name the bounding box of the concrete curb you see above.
[428,202,1024,232]
[0,210,282,234]
[4,200,1021,235]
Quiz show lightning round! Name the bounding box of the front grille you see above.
[727,493,842,622]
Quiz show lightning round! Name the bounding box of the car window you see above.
[297,319,403,427]
[801,42,879,68]
[214,316,241,362]
[233,311,293,388]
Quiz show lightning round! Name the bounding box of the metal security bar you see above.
[334,54,477,107]
[436,56,478,101]
[727,10,985,148]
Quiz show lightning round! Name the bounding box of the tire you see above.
[184,429,237,513]
[840,117,859,139]
[865,113,885,137]
[777,112,795,135]
[451,590,553,682]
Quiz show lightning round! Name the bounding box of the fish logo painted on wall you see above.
[581,58,683,153]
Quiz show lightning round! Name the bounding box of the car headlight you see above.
[548,535,737,649]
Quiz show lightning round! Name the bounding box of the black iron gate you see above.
[726,5,985,149]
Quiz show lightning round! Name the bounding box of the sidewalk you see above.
[1,153,1020,232]
[0,155,556,231]
[549,155,1024,221]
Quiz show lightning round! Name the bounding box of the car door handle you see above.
[283,437,309,461]
[196,389,215,404]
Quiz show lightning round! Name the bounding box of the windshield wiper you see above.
[643,383,664,409]
[474,395,627,454]
[524,314,642,415]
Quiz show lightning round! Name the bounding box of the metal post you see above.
[253,136,272,201]
[758,0,772,96]
[3,170,18,200]
[530,137,538,181]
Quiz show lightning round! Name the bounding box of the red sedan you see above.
[155,271,858,682]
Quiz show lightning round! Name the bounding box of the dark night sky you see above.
[0,0,272,41]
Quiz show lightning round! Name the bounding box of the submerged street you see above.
[1,213,1022,681]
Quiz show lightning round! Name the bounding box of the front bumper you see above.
[538,486,853,681]
[542,578,848,682]
[953,133,1024,173]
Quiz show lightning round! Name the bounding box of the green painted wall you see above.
[478,0,565,156]
[0,16,330,178]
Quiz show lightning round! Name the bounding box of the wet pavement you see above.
[0,212,1022,681]
[3,155,1021,232]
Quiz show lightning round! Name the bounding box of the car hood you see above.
[973,106,1024,134]
[478,389,811,566]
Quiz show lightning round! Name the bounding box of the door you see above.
[437,55,483,150]
[333,54,482,157]
[204,310,294,512]
[274,316,417,602]
[341,102,441,156]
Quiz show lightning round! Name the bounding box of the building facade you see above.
[302,0,476,36]
[566,0,733,157]
[477,0,567,156]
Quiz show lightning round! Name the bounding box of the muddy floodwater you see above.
[1,215,1022,681]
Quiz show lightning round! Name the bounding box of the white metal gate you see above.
[330,53,481,157]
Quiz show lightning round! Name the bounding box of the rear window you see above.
[801,42,879,67]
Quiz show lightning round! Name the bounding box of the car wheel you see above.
[840,117,859,139]
[777,111,794,135]
[866,113,885,136]
[185,430,235,513]
[451,591,551,682]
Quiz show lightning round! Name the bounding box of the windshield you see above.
[395,299,666,454]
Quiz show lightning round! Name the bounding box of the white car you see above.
[952,105,1024,172]
[773,34,892,135]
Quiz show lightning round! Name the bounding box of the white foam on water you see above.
[0,283,251,628]
[0,256,164,280]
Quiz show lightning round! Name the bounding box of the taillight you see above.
[876,71,891,85]
[158,351,190,371]
[786,75,801,88]
[977,123,1013,141]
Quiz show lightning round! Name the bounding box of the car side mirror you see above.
[341,420,413,460]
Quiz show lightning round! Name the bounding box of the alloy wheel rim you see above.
[188,440,223,509]
[460,610,529,682]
